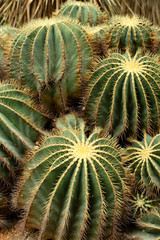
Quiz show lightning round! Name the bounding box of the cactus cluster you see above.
[0,0,160,239]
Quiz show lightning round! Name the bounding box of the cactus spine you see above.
[85,50,160,138]
[13,114,127,240]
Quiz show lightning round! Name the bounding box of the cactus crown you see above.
[14,114,126,240]
[85,50,160,138]
[108,15,152,51]
[57,1,104,26]
[125,133,160,194]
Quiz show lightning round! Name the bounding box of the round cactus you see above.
[108,15,152,51]
[13,114,127,240]
[0,82,49,186]
[9,17,93,112]
[125,133,160,194]
[57,1,105,26]
[85,50,160,138]
[131,191,160,218]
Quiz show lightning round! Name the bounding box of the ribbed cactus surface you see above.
[0,83,49,184]
[9,17,93,111]
[108,15,152,51]
[86,24,109,56]
[85,51,160,137]
[0,26,18,59]
[57,1,104,26]
[14,114,127,240]
[125,133,160,193]
[137,209,160,235]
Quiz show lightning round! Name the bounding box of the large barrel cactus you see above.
[125,133,160,194]
[0,82,49,185]
[108,15,152,51]
[85,50,160,138]
[57,1,105,26]
[9,17,93,112]
[13,114,127,240]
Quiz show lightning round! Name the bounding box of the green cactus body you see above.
[0,83,49,183]
[131,191,160,218]
[57,1,104,26]
[9,18,93,111]
[137,209,160,235]
[0,26,18,59]
[85,51,160,137]
[108,15,152,51]
[14,114,127,240]
[0,145,16,184]
[125,133,160,193]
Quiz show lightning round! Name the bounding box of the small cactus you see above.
[57,1,105,26]
[131,191,160,218]
[13,114,127,240]
[85,50,160,138]
[108,15,152,51]
[9,17,93,112]
[125,133,160,194]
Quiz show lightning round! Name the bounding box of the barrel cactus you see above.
[86,24,110,56]
[13,114,127,240]
[125,133,160,194]
[57,1,105,26]
[0,26,18,80]
[108,15,152,51]
[131,191,160,218]
[85,50,160,138]
[9,17,93,112]
[0,26,18,59]
[0,82,49,185]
